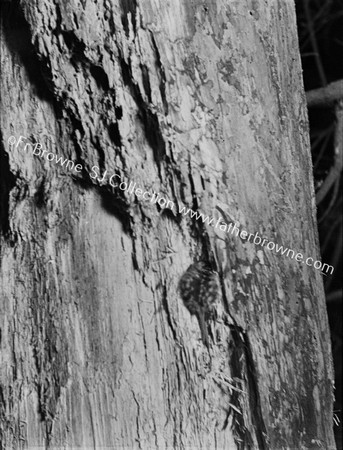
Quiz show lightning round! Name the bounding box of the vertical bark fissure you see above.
[0,139,16,238]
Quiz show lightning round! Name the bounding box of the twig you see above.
[318,177,340,225]
[313,126,334,171]
[299,0,334,51]
[316,101,343,205]
[325,227,342,291]
[303,0,327,86]
[321,213,342,255]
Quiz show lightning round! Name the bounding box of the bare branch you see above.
[306,79,343,107]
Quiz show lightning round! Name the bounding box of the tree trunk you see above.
[0,0,336,449]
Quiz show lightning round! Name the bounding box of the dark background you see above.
[295,0,343,447]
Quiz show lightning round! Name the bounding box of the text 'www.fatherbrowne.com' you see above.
[8,135,334,275]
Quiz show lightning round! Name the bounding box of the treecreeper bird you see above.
[178,261,222,348]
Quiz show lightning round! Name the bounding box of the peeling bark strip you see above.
[0,0,336,449]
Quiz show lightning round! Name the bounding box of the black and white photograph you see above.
[0,0,342,448]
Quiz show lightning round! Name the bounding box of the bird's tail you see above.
[197,312,210,348]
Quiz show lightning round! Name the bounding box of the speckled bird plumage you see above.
[178,261,222,347]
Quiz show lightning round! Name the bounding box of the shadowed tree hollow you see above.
[0,0,336,449]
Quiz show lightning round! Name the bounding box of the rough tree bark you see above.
[0,0,336,449]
